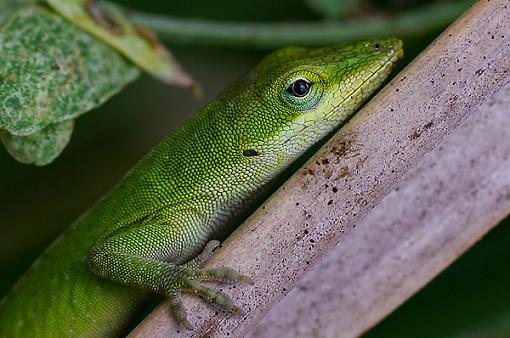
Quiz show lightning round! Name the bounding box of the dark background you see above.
[1,1,508,337]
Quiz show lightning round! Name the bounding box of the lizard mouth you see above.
[281,41,403,146]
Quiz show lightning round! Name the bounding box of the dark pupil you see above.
[289,79,310,97]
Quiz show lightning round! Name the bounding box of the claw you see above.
[237,274,254,285]
[185,280,246,318]
[225,303,244,315]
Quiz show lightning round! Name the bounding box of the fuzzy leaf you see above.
[0,0,37,23]
[1,120,74,165]
[0,4,139,164]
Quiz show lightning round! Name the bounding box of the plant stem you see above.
[129,0,473,48]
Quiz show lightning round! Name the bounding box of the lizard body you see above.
[0,39,402,336]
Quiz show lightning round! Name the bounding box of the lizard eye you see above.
[280,72,323,111]
[288,79,311,97]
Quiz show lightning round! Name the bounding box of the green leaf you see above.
[1,120,74,166]
[0,4,139,164]
[47,0,193,86]
[0,0,37,24]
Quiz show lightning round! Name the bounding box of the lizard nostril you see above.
[372,42,383,51]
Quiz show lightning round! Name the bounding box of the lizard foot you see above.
[166,240,252,330]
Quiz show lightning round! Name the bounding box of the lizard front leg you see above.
[88,209,251,330]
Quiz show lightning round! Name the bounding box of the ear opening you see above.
[242,149,259,157]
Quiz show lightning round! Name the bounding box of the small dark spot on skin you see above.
[309,239,315,243]
[321,158,329,165]
[304,229,309,235]
[307,168,315,176]
[458,68,463,72]
[332,186,338,193]
[243,149,259,157]
[396,88,399,92]
[296,202,300,206]
[327,199,333,205]
[390,108,394,112]
[424,121,433,129]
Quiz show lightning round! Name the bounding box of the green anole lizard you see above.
[0,38,402,337]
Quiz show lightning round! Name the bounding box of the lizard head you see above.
[216,38,403,178]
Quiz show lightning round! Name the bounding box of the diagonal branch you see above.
[128,0,510,336]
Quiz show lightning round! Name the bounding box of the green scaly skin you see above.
[0,38,402,336]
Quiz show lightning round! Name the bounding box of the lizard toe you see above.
[193,267,253,285]
[185,280,240,314]
[168,291,194,331]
